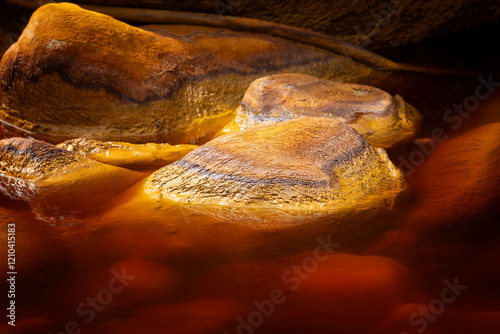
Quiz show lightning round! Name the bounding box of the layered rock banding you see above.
[221,74,422,148]
[0,137,142,221]
[0,3,414,224]
[146,117,406,211]
[5,0,500,50]
[0,3,384,145]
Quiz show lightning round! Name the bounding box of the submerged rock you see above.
[220,73,422,148]
[0,3,384,145]
[58,138,196,171]
[145,117,406,211]
[0,137,142,222]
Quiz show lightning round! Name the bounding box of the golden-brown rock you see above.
[5,0,500,50]
[58,138,197,171]
[145,117,406,211]
[0,3,380,145]
[0,137,143,222]
[220,73,423,148]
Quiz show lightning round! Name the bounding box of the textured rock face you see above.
[58,138,196,171]
[221,73,422,148]
[0,138,85,187]
[0,2,29,57]
[217,0,500,49]
[6,0,498,49]
[0,3,379,145]
[146,117,406,210]
[0,137,142,221]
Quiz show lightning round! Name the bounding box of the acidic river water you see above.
[0,68,499,334]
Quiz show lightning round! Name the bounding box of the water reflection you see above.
[0,79,499,334]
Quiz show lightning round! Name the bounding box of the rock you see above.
[145,117,406,213]
[220,73,422,148]
[0,137,143,222]
[6,0,499,49]
[58,138,197,171]
[0,3,383,145]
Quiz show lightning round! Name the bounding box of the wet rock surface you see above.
[0,3,383,144]
[222,73,422,148]
[0,2,498,334]
[146,117,406,210]
[0,137,143,221]
[58,138,197,171]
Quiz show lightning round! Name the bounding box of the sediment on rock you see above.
[146,117,406,212]
[0,3,386,145]
[220,73,422,149]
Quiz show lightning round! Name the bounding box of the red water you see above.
[0,72,499,334]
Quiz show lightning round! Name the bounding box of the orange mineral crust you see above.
[0,137,143,220]
[221,73,423,149]
[0,3,378,144]
[58,138,197,171]
[145,117,406,211]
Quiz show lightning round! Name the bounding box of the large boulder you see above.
[221,73,422,149]
[145,117,406,212]
[4,0,499,49]
[0,3,384,145]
